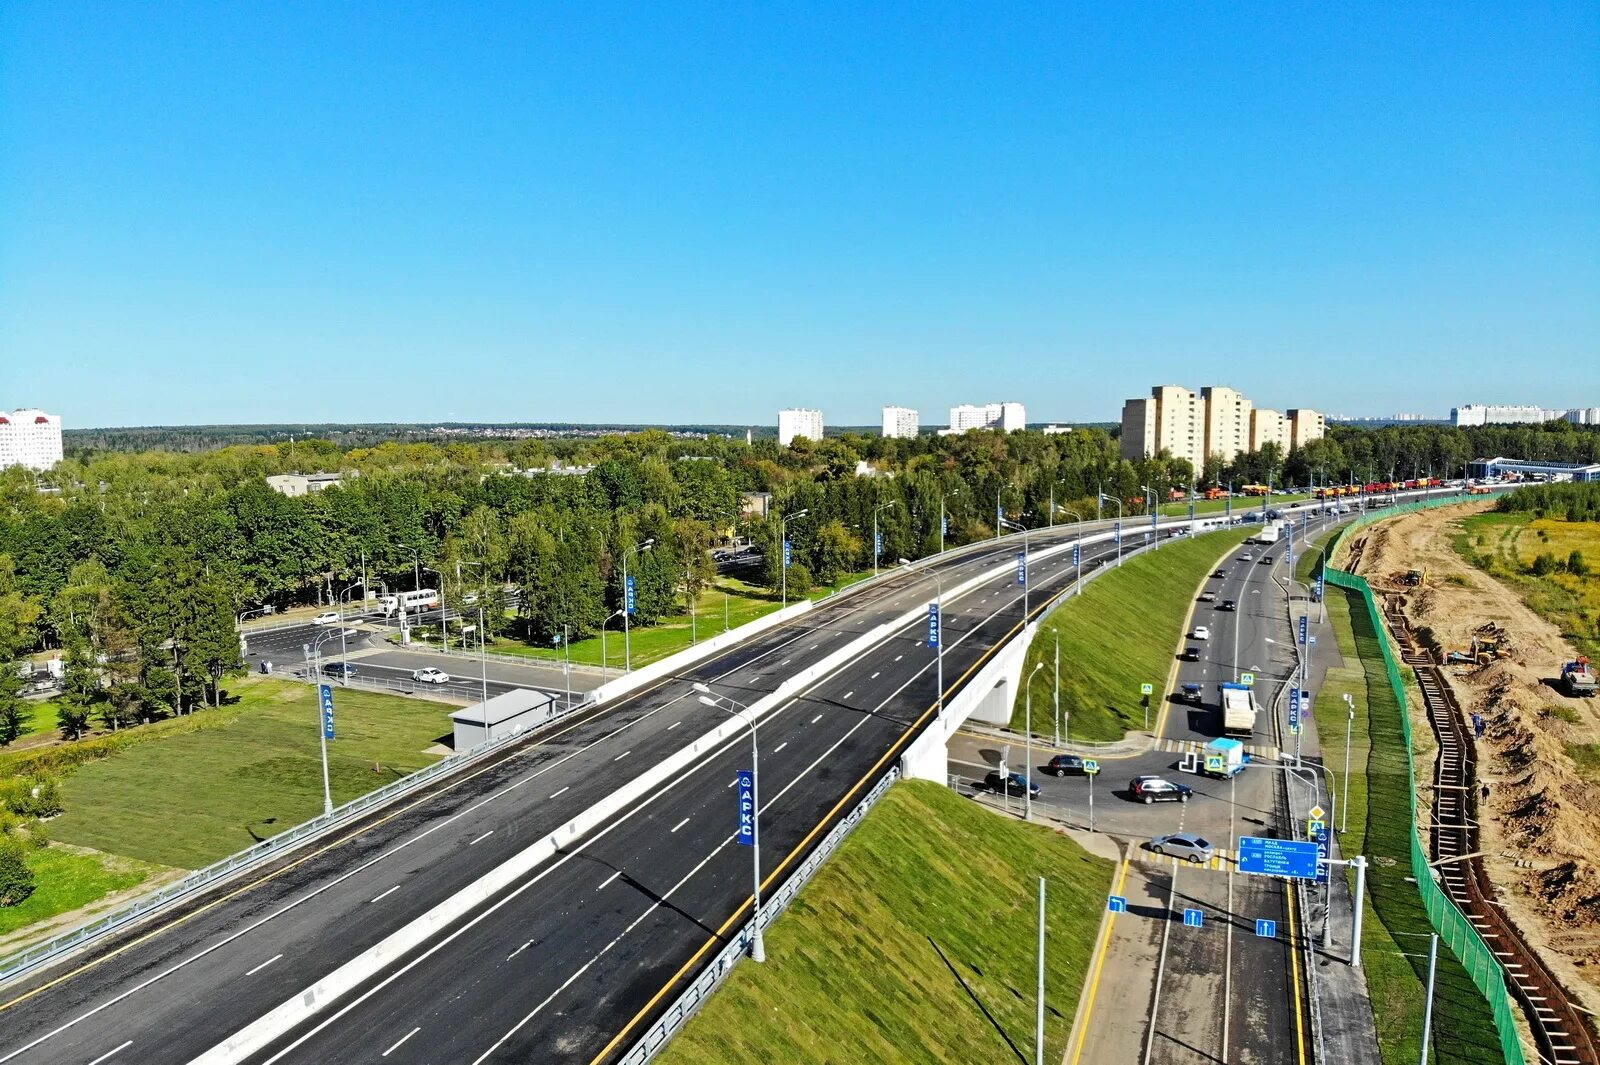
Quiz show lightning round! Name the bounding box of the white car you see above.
[1191,626,1212,641]
[412,667,450,685]
[1240,552,1254,562]
[312,611,341,626]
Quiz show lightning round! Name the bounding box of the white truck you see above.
[1254,520,1283,545]
[1219,682,1257,737]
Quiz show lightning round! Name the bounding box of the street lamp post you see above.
[1099,494,1124,566]
[421,565,447,652]
[693,683,767,963]
[779,509,809,607]
[1024,662,1044,822]
[938,487,959,555]
[336,580,364,685]
[1059,508,1086,595]
[621,538,654,672]
[302,631,339,816]
[872,501,896,577]
[600,609,624,684]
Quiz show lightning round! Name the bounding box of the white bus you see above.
[382,588,441,616]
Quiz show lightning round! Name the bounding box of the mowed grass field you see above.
[655,780,1113,1065]
[0,847,173,948]
[1010,526,1252,740]
[49,676,456,869]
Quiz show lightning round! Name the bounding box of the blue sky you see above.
[2,3,1596,428]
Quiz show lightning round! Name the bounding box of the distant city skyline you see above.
[3,6,1596,428]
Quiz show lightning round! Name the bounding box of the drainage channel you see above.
[1383,596,1597,1065]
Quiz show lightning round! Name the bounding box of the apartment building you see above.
[881,406,919,439]
[1202,386,1253,465]
[1287,408,1326,451]
[0,408,64,471]
[777,408,825,447]
[1249,408,1290,453]
[1120,385,1325,466]
[947,402,1026,434]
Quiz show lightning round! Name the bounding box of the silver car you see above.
[1150,832,1215,864]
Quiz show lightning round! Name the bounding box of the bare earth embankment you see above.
[1340,504,1600,1014]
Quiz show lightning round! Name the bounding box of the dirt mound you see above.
[1351,503,1600,1011]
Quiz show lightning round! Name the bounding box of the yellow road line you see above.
[1285,880,1309,1065]
[1069,855,1132,1065]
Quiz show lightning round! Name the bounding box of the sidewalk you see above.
[1279,574,1381,1065]
[955,720,1154,759]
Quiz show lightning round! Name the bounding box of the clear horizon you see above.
[4,5,1597,427]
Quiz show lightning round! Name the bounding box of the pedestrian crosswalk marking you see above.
[1153,737,1279,760]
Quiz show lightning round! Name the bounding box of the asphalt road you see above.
[0,517,1135,1065]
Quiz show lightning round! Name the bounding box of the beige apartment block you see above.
[1201,386,1253,464]
[1120,385,1203,467]
[1249,408,1291,453]
[1287,408,1326,451]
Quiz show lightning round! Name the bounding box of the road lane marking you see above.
[613,750,631,761]
[1069,857,1132,1065]
[870,671,880,679]
[549,786,570,799]
[727,777,737,787]
[244,954,283,977]
[382,1027,420,1057]
[894,654,903,661]
[597,871,622,891]
[842,690,853,699]
[469,830,494,846]
[87,1042,131,1065]
[811,714,823,724]
[667,721,681,730]
[370,886,401,904]
[670,817,690,833]
[507,940,535,961]
[774,742,787,753]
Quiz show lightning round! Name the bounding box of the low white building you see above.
[948,402,1026,434]
[452,689,561,750]
[0,408,63,471]
[778,408,824,447]
[881,405,919,439]
[266,472,350,497]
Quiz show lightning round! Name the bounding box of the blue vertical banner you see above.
[1151,511,1158,533]
[1298,615,1309,646]
[996,503,1003,529]
[927,602,940,648]
[625,574,637,615]
[941,513,948,537]
[1072,542,1081,567]
[1113,521,1122,544]
[1288,686,1301,735]
[319,683,335,740]
[1315,573,1325,601]
[875,530,883,558]
[735,771,756,846]
[1311,820,1331,883]
[1016,551,1027,586]
[782,538,791,569]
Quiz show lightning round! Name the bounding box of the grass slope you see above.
[0,847,171,944]
[49,676,454,869]
[1010,527,1251,740]
[656,780,1113,1065]
[1158,491,1312,517]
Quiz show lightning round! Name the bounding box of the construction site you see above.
[1338,501,1600,1063]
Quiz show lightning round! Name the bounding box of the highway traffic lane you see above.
[355,648,598,695]
[2,529,1103,1063]
[1069,859,1168,1065]
[236,534,1110,1063]
[1225,869,1300,1065]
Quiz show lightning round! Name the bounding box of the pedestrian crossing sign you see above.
[1241,672,1255,685]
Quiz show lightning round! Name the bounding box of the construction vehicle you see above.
[1447,624,1513,665]
[1403,569,1425,586]
[1562,657,1598,697]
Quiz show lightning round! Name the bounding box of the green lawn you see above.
[656,780,1113,1065]
[1009,526,1252,740]
[0,846,172,945]
[6,699,60,745]
[48,676,456,869]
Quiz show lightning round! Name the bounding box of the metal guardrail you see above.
[618,768,901,1065]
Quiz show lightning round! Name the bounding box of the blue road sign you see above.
[625,574,637,614]
[927,603,940,648]
[782,539,791,569]
[1298,615,1309,646]
[1183,908,1204,928]
[1255,919,1278,939]
[1082,758,1100,775]
[1107,895,1127,914]
[1072,542,1081,567]
[1237,836,1321,880]
[1288,687,1301,734]
[1016,551,1027,586]
[736,770,755,846]
[318,683,335,740]
[1310,820,1331,883]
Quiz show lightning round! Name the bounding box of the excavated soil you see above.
[1340,503,1600,1011]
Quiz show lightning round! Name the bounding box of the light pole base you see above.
[751,928,766,963]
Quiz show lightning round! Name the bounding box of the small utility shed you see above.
[452,689,559,751]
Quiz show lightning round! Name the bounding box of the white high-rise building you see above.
[777,408,824,447]
[881,406,919,439]
[947,402,1026,434]
[0,408,64,471]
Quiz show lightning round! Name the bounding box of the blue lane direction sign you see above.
[1237,836,1321,880]
[736,770,756,846]
[625,574,637,614]
[927,603,941,648]
[1016,551,1027,586]
[1183,908,1204,928]
[318,683,335,740]
[1256,919,1278,939]
[1107,895,1128,914]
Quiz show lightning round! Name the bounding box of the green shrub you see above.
[0,843,35,907]
[1570,550,1590,578]
[1531,553,1562,576]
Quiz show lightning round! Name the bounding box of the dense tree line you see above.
[5,420,1598,746]
[1495,482,1600,523]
